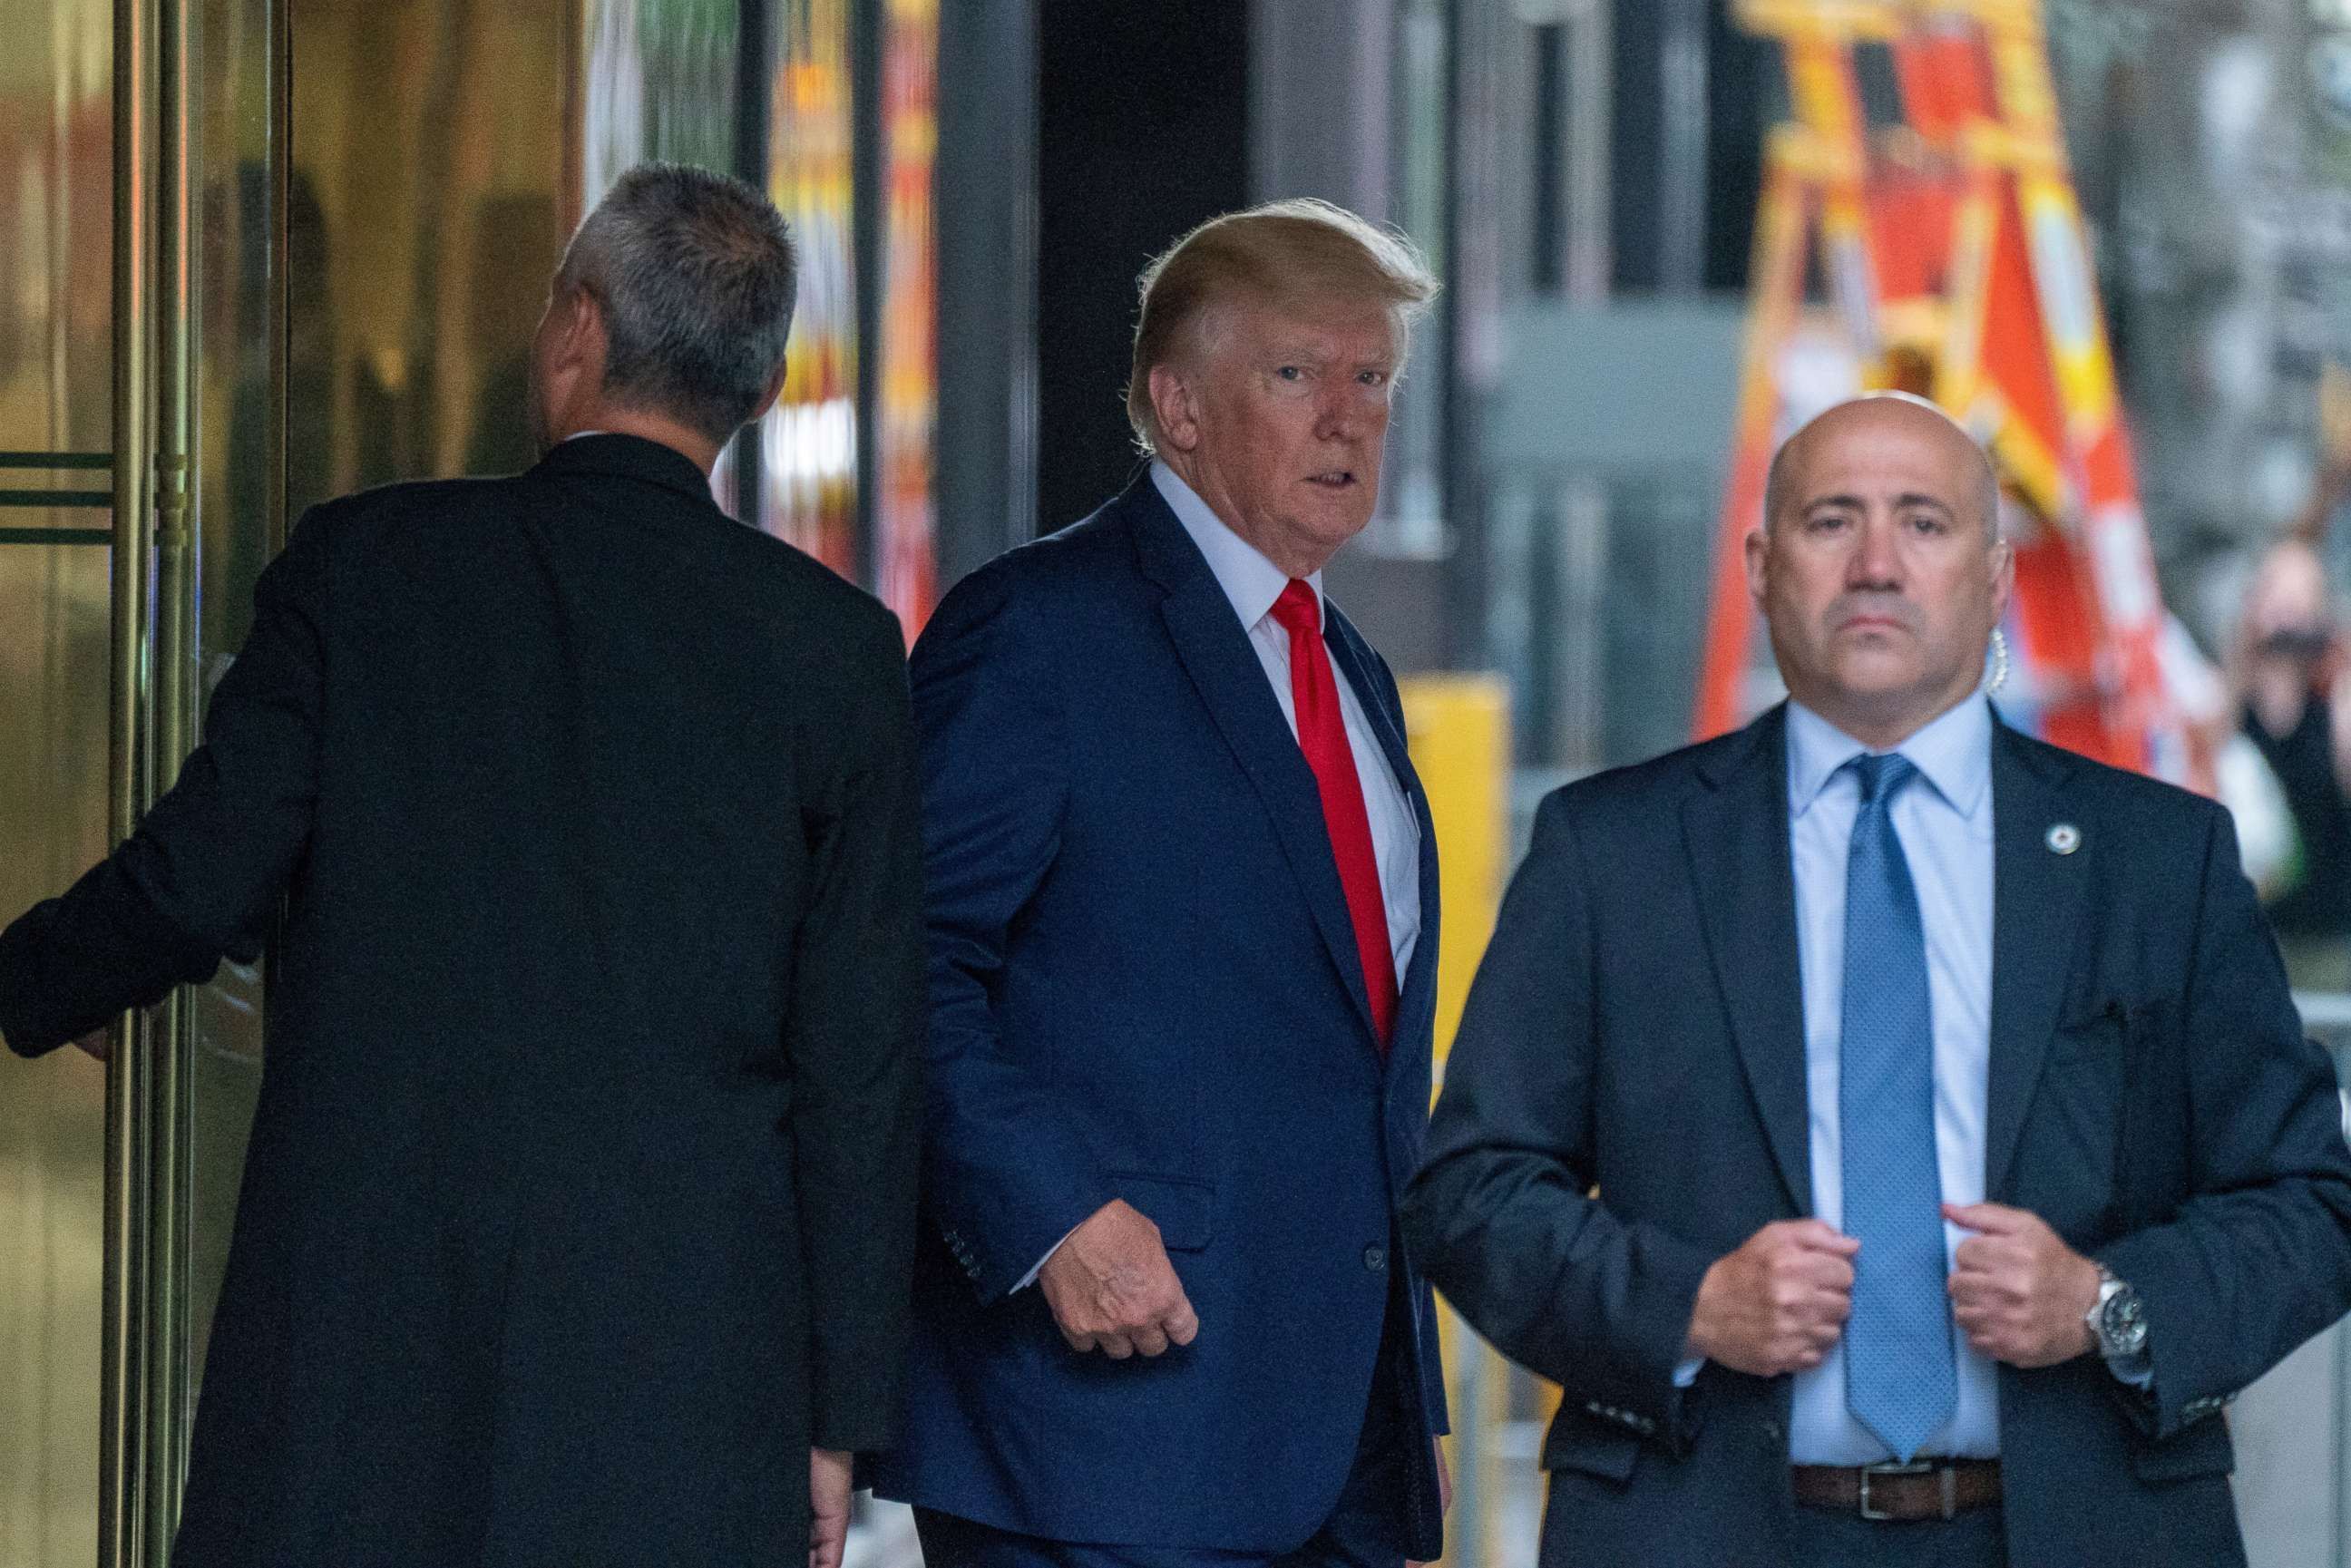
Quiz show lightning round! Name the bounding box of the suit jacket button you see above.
[1364,1245,1388,1272]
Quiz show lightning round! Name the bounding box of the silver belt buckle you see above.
[1857,1459,1940,1521]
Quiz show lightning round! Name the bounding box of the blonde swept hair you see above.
[1125,198,1439,454]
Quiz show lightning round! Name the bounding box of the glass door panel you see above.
[0,535,111,1568]
[289,0,574,508]
[0,0,117,1562]
[185,0,280,1410]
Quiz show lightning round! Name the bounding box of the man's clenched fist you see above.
[1945,1202,2102,1368]
[1038,1199,1201,1359]
[1684,1219,1858,1377]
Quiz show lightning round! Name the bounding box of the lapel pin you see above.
[2046,823,2081,855]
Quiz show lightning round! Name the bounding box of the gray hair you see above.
[555,163,797,443]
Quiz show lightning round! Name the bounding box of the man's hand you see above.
[1944,1202,2101,1368]
[1036,1199,1199,1359]
[1684,1219,1858,1377]
[808,1447,854,1568]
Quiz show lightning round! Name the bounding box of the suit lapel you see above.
[1683,706,1812,1216]
[1984,720,2090,1202]
[1325,611,1441,1076]
[1323,609,1412,794]
[1128,484,1382,1047]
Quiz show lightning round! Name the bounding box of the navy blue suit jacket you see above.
[1403,705,2351,1566]
[871,475,1448,1554]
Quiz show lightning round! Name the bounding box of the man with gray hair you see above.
[0,162,923,1567]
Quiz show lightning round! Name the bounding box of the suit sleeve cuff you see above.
[2104,1346,2155,1390]
[1013,1222,1084,1292]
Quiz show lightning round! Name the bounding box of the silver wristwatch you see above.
[2084,1265,2148,1359]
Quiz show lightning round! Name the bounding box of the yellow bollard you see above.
[1400,676,1520,1568]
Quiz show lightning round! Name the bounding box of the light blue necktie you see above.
[1839,753,1957,1462]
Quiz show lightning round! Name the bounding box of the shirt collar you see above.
[1151,460,1321,631]
[1785,694,1994,821]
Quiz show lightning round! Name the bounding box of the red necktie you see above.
[1270,580,1398,1049]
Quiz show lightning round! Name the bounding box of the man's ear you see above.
[553,284,604,373]
[750,356,788,425]
[1988,534,2016,622]
[1148,362,1201,454]
[1743,524,1771,609]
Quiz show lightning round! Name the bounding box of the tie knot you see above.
[1271,579,1321,638]
[1848,751,1918,806]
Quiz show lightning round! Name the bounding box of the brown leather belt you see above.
[1791,1459,2002,1521]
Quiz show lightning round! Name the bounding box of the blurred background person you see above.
[2233,433,2351,989]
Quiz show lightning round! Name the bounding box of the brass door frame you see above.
[104,0,157,1562]
[144,0,196,1545]
[104,0,264,1556]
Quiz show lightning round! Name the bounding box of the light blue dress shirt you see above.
[1783,696,2001,1464]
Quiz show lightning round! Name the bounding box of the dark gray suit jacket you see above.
[1402,703,2351,1566]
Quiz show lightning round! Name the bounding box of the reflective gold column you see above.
[141,0,195,1550]
[105,0,158,1559]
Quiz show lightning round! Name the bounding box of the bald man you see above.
[1403,396,2351,1565]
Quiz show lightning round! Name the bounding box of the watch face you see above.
[2101,1287,2149,1357]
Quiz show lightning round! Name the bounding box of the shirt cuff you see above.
[1673,1355,1704,1388]
[1014,1222,1085,1292]
[2104,1347,2154,1390]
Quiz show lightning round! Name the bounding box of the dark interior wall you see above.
[1607,0,1772,295]
[1033,0,1250,534]
[1702,5,1771,293]
[934,0,1039,588]
[1609,7,1665,294]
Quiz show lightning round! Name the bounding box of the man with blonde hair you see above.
[872,199,1451,1568]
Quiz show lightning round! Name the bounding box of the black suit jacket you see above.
[0,435,925,1567]
[1402,704,2351,1567]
